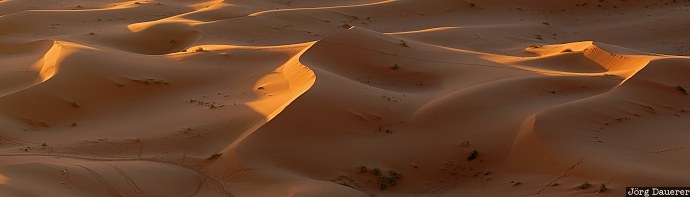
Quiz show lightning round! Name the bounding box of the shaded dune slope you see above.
[1,0,689,196]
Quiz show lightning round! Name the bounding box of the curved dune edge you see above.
[207,27,689,196]
[2,26,686,197]
[0,37,319,196]
[35,41,62,82]
[224,43,317,151]
[1,1,690,196]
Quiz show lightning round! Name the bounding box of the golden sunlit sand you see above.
[0,0,689,196]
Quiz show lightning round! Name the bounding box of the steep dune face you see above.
[0,39,56,96]
[507,57,690,188]
[1,0,689,196]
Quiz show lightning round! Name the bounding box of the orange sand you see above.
[1,0,689,196]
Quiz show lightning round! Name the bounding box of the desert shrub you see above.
[467,150,479,161]
[676,86,688,95]
[577,182,591,190]
[598,184,607,192]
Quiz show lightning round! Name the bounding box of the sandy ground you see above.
[0,0,689,196]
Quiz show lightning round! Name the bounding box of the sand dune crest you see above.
[2,0,690,196]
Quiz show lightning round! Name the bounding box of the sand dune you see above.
[1,0,689,196]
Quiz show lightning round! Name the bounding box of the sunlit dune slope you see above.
[1,0,689,196]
